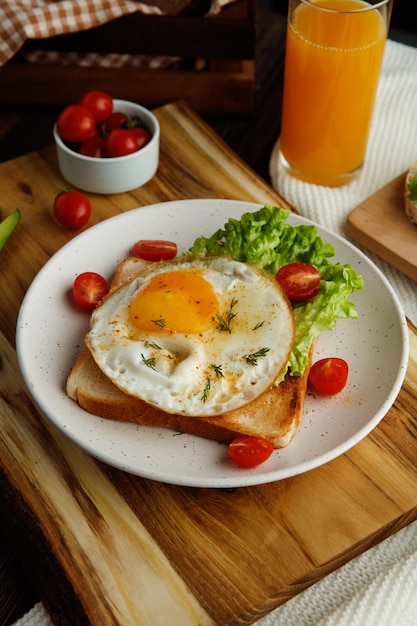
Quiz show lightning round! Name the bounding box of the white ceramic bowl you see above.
[53,100,160,194]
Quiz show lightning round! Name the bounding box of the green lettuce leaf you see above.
[188,204,364,379]
[408,174,417,202]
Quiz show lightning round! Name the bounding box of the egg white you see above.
[86,255,294,417]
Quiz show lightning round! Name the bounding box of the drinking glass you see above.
[278,0,393,187]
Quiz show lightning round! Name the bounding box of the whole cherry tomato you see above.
[79,90,113,123]
[133,240,177,261]
[102,112,129,133]
[228,436,274,468]
[105,128,138,157]
[276,262,321,301]
[129,126,151,150]
[308,357,349,396]
[73,272,109,313]
[53,190,91,230]
[56,104,96,143]
[78,136,107,158]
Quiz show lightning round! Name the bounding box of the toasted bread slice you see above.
[110,256,153,290]
[67,256,311,448]
[67,347,309,447]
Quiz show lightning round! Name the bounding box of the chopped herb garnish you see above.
[201,377,211,402]
[141,353,157,370]
[211,363,224,378]
[215,298,238,333]
[253,320,265,330]
[152,317,166,330]
[144,340,162,350]
[244,347,270,366]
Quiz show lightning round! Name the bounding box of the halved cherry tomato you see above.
[129,126,151,150]
[308,357,349,396]
[73,272,109,313]
[53,190,91,230]
[105,128,138,157]
[78,136,107,158]
[56,104,96,143]
[133,240,177,261]
[102,112,129,133]
[276,262,321,301]
[228,436,274,468]
[79,90,113,123]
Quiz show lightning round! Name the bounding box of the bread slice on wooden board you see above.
[405,162,417,225]
[67,256,311,448]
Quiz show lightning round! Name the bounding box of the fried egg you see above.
[86,255,294,417]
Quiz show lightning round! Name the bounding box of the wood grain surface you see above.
[346,172,417,282]
[1,100,417,626]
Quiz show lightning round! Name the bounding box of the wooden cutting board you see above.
[1,100,417,626]
[346,172,417,282]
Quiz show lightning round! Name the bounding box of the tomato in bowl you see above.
[53,99,159,194]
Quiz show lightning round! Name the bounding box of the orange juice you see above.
[280,0,389,186]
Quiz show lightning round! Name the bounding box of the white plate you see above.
[16,200,409,488]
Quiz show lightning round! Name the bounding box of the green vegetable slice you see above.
[0,209,21,252]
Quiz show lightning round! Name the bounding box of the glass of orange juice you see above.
[278,0,393,187]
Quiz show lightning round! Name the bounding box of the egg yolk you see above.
[128,270,219,334]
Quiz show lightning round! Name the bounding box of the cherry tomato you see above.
[228,436,274,468]
[129,126,151,150]
[56,104,96,143]
[276,262,321,301]
[105,128,138,157]
[73,272,109,313]
[79,90,113,123]
[102,112,129,133]
[308,357,349,396]
[78,136,107,158]
[53,190,91,230]
[133,240,177,261]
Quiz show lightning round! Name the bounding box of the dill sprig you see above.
[211,363,224,378]
[244,347,270,366]
[201,377,211,402]
[144,340,162,350]
[253,320,265,331]
[151,317,166,330]
[215,298,238,334]
[141,353,157,370]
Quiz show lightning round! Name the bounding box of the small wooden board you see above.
[346,172,417,282]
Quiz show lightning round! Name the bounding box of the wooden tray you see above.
[0,101,416,626]
[346,172,417,282]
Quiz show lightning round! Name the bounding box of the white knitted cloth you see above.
[14,37,417,626]
[270,38,417,326]
[256,521,417,626]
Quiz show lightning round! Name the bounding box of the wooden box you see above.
[0,0,256,113]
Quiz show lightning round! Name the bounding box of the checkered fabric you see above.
[0,1,163,66]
